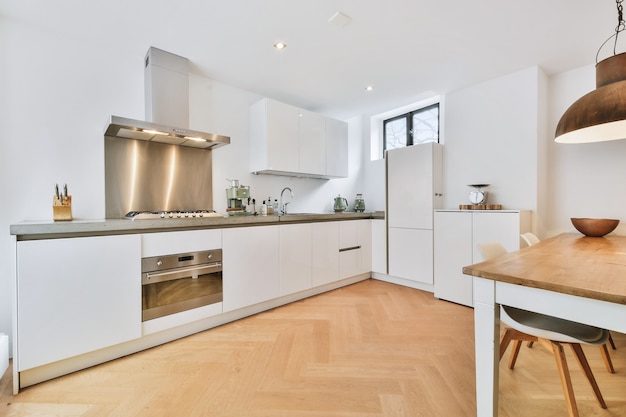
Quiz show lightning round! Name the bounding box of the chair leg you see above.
[608,331,616,350]
[499,328,537,367]
[539,339,579,417]
[508,340,523,370]
[500,329,515,361]
[569,344,607,409]
[599,344,615,374]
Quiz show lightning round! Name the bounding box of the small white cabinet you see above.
[388,228,434,284]
[310,220,371,286]
[311,222,339,287]
[279,223,312,295]
[222,226,280,312]
[249,98,348,179]
[16,234,141,371]
[339,220,371,279]
[371,219,387,274]
[433,210,530,307]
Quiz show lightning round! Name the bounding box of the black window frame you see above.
[383,102,439,154]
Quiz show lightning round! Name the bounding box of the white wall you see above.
[442,67,542,213]
[0,19,363,353]
[547,65,626,237]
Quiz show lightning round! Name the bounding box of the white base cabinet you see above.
[222,226,280,312]
[311,222,340,287]
[16,235,141,371]
[434,210,530,307]
[141,229,222,256]
[371,219,387,274]
[339,220,371,279]
[311,220,371,286]
[279,223,312,295]
[12,219,374,392]
[388,228,434,284]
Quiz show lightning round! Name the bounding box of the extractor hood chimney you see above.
[104,47,230,149]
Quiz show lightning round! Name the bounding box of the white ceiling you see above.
[0,0,620,119]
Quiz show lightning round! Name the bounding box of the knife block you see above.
[53,195,73,221]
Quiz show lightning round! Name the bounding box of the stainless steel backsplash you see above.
[105,136,213,218]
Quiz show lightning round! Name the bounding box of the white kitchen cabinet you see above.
[249,97,348,179]
[387,143,442,230]
[279,223,312,295]
[371,219,387,274]
[141,229,222,256]
[311,222,340,287]
[339,221,360,279]
[222,226,280,312]
[339,220,371,279]
[388,228,434,284]
[311,219,371,286]
[433,210,530,307]
[387,143,442,286]
[250,98,299,174]
[16,234,141,371]
[298,109,326,176]
[326,118,349,178]
[358,220,372,274]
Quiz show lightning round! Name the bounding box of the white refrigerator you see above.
[386,142,443,286]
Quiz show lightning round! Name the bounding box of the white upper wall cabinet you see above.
[298,109,326,176]
[249,98,348,179]
[326,118,349,178]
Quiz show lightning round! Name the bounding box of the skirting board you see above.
[0,333,8,379]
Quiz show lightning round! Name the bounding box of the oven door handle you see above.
[142,263,222,285]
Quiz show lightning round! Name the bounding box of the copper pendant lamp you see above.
[555,0,626,143]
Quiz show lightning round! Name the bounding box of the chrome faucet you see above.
[279,187,294,215]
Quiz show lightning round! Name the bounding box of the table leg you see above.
[473,277,500,417]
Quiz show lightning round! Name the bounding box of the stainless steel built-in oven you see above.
[141,249,223,321]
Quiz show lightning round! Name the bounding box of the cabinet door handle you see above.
[143,263,222,285]
[339,245,361,252]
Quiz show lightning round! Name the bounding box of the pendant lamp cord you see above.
[596,0,625,62]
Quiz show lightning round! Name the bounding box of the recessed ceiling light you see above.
[273,41,287,50]
[365,86,374,91]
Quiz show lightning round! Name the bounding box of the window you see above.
[383,103,439,152]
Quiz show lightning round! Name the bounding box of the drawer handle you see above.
[339,245,361,252]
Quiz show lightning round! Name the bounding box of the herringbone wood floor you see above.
[1,279,625,416]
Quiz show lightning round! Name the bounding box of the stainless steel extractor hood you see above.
[104,47,230,149]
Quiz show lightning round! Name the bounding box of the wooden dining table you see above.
[462,232,626,417]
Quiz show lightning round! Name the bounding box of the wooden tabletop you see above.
[462,233,626,305]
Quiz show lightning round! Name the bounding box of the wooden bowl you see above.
[570,218,619,237]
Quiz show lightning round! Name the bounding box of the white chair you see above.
[477,242,613,417]
[520,231,540,247]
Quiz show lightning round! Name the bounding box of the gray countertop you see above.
[11,211,385,241]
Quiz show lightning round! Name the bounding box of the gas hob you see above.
[125,210,224,220]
